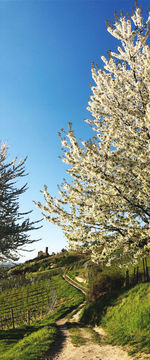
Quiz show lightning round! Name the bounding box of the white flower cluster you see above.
[35,6,150,267]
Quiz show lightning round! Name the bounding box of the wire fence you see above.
[0,289,57,330]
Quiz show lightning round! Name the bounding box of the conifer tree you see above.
[0,143,41,262]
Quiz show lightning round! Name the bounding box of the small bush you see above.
[88,270,124,301]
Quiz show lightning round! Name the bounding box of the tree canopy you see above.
[0,143,41,262]
[35,6,150,266]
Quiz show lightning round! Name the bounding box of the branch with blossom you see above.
[35,6,150,266]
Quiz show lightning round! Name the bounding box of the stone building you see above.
[38,247,49,257]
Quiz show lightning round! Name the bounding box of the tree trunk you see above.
[126,270,129,288]
[136,266,139,283]
[133,268,136,284]
[143,258,146,281]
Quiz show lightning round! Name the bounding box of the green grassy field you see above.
[0,274,84,360]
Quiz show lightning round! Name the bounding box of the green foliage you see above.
[26,267,62,281]
[80,292,115,326]
[9,251,86,276]
[0,266,9,280]
[88,268,124,301]
[87,255,150,300]
[67,269,79,280]
[61,248,67,253]
[67,268,88,289]
[100,283,150,354]
[56,254,83,267]
[1,250,150,359]
[80,282,150,355]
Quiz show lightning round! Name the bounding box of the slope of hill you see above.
[0,251,150,359]
[0,273,84,360]
[80,282,150,356]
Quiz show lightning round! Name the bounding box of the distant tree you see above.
[35,6,150,266]
[61,248,67,253]
[0,143,41,262]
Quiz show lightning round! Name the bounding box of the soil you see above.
[41,304,142,360]
[75,276,86,284]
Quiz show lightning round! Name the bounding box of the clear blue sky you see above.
[0,0,149,262]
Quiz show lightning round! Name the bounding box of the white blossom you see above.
[35,6,150,266]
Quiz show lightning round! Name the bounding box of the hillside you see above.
[80,283,150,357]
[0,251,150,359]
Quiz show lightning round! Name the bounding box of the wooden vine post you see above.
[145,258,149,282]
[143,259,146,281]
[133,268,136,284]
[27,310,30,326]
[125,270,129,288]
[11,309,15,329]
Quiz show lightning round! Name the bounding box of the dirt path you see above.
[41,276,149,360]
[42,304,135,360]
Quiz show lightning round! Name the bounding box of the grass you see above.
[67,269,88,288]
[9,251,87,276]
[2,252,150,359]
[80,282,150,355]
[100,283,150,354]
[83,327,101,345]
[0,275,85,360]
[0,324,57,360]
[68,325,87,346]
[0,274,84,329]
[26,267,62,278]
[80,291,115,326]
[66,305,83,321]
[68,324,101,347]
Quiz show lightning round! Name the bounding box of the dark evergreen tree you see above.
[0,143,41,261]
